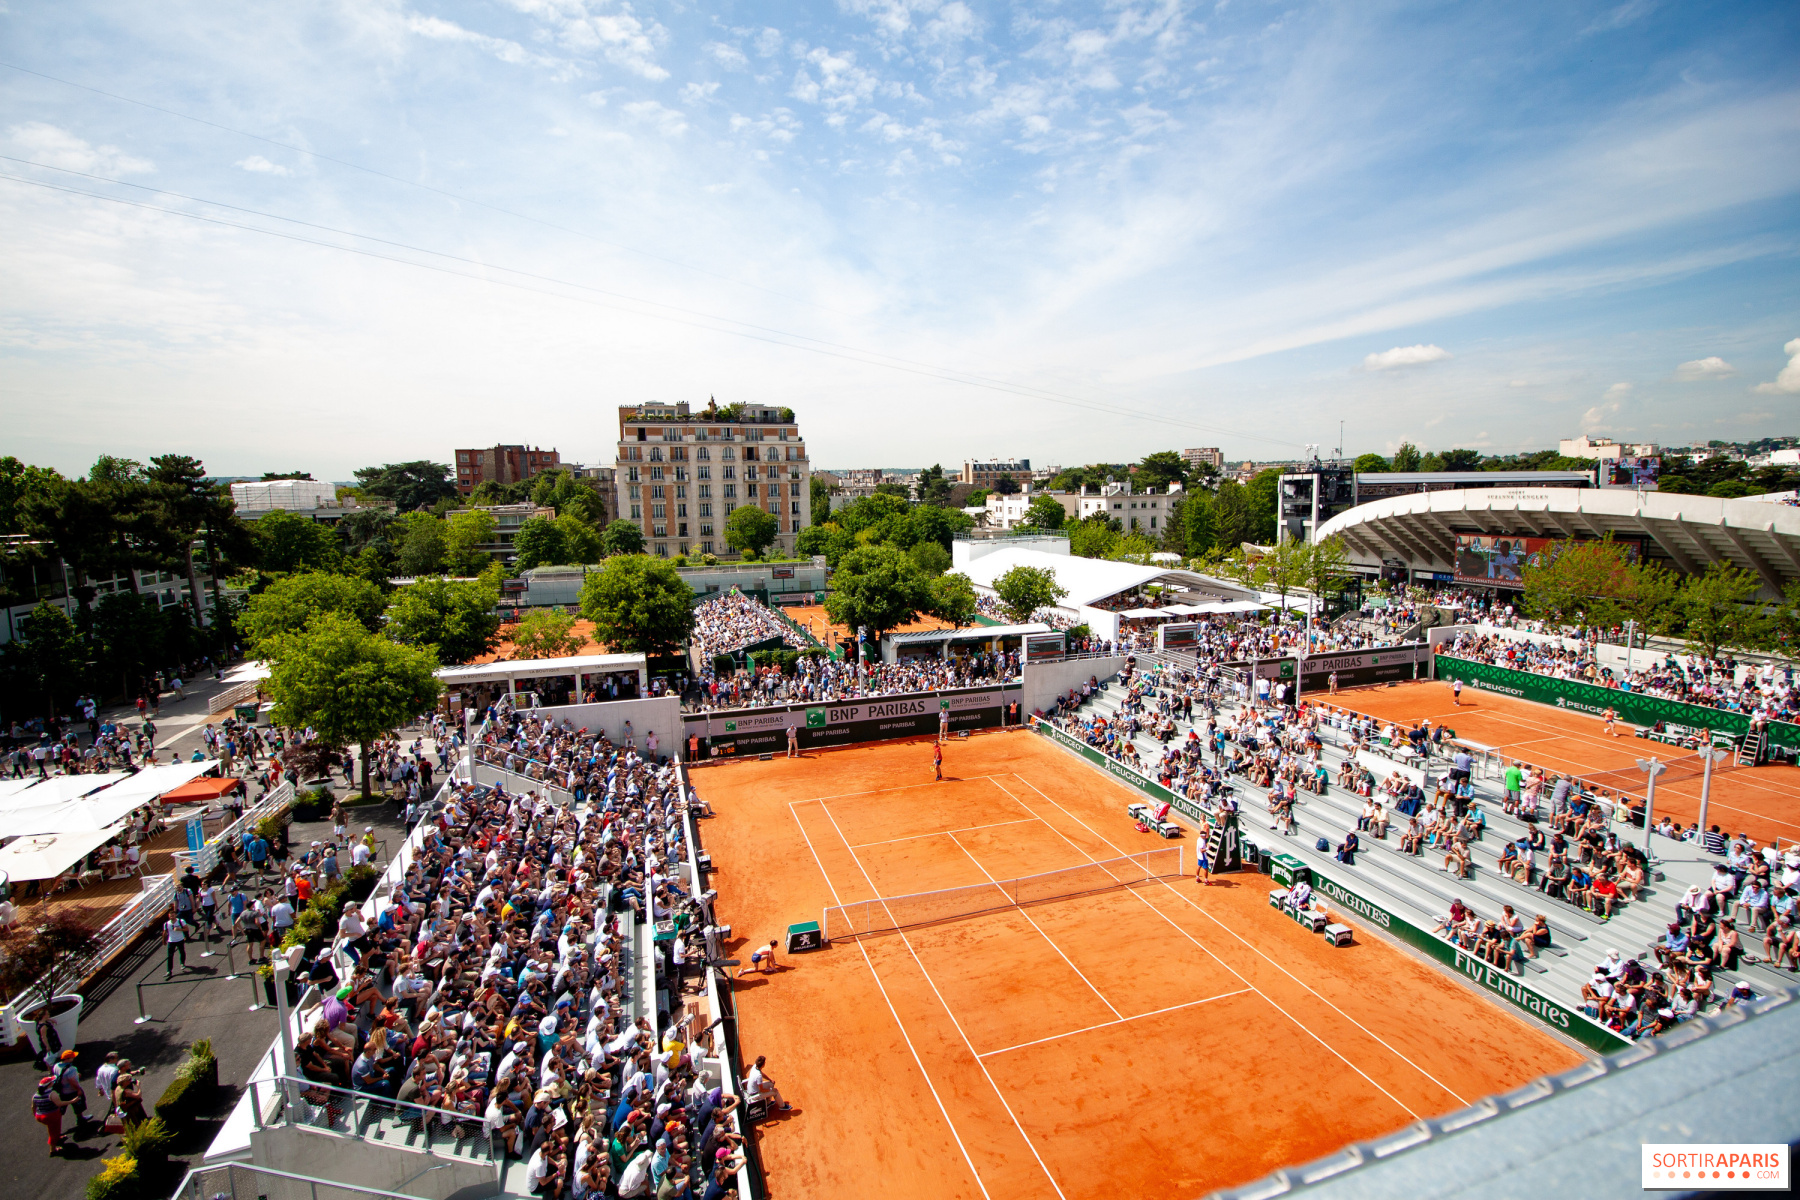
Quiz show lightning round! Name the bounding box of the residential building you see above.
[960,458,1032,488]
[611,400,812,560]
[983,491,1078,530]
[1557,436,1658,461]
[446,503,557,558]
[1078,481,1182,535]
[563,464,618,526]
[1183,447,1225,473]
[453,444,562,494]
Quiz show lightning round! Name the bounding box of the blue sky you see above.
[1,0,1796,479]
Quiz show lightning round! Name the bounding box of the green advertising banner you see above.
[1435,655,1800,754]
[1304,864,1631,1055]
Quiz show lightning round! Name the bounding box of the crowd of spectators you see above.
[296,729,750,1199]
[690,590,809,662]
[683,650,1022,713]
[1442,629,1797,725]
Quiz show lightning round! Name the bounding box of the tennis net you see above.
[822,847,1183,940]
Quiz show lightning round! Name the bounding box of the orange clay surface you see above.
[472,619,613,664]
[695,731,1584,1200]
[1325,679,1800,846]
[784,604,959,649]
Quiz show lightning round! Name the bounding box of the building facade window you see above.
[700,524,713,536]
[699,503,712,517]
[724,484,737,499]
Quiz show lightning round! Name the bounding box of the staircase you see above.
[1064,668,1794,1016]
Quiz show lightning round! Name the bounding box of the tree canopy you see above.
[1134,451,1189,491]
[823,544,932,645]
[602,519,646,557]
[993,564,1068,623]
[579,556,694,654]
[262,613,442,798]
[384,575,503,664]
[509,607,586,660]
[240,571,387,651]
[254,510,340,574]
[352,461,457,513]
[929,571,980,629]
[724,505,778,559]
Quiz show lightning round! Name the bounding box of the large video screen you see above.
[1453,534,1555,587]
[1608,456,1660,487]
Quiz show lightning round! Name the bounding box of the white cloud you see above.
[754,27,783,57]
[1752,337,1800,395]
[679,81,721,105]
[1582,381,1632,432]
[705,41,747,70]
[1583,0,1656,35]
[235,155,292,177]
[1362,343,1451,370]
[1672,355,1734,380]
[8,122,153,175]
[622,100,687,136]
[405,15,549,68]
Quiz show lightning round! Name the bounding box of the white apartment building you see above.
[1558,436,1659,461]
[1079,481,1182,534]
[983,491,1078,530]
[611,401,812,560]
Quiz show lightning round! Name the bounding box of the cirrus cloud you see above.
[1362,343,1450,371]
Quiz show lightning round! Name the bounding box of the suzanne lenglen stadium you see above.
[154,482,1795,1200]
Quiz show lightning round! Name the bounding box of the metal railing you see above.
[172,1158,440,1200]
[171,780,295,876]
[248,1070,503,1167]
[0,870,179,1044]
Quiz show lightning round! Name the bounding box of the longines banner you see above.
[686,685,1022,757]
[1437,655,1799,753]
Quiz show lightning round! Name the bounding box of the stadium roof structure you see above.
[1316,486,1800,599]
[953,546,1257,609]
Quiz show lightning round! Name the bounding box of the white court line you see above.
[944,831,1124,1021]
[987,775,1439,1120]
[978,989,1252,1058]
[793,773,1016,805]
[787,806,993,1200]
[1002,771,1472,1108]
[854,817,1040,849]
[815,799,1071,1200]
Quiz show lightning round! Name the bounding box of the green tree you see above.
[579,556,695,654]
[810,475,833,523]
[1211,479,1253,550]
[396,514,448,576]
[909,541,952,577]
[1134,451,1190,492]
[352,461,456,513]
[240,571,387,650]
[555,514,602,564]
[469,479,532,506]
[796,522,856,568]
[92,591,167,698]
[1244,469,1281,543]
[1183,493,1217,558]
[444,510,497,575]
[3,602,84,717]
[1521,539,1638,630]
[930,571,979,630]
[1390,442,1423,472]
[511,515,566,570]
[905,504,973,551]
[1351,453,1389,473]
[725,505,778,559]
[254,510,340,574]
[0,457,65,536]
[1669,561,1768,659]
[510,607,586,659]
[824,544,932,646]
[1302,537,1354,608]
[20,475,115,619]
[602,519,646,557]
[337,509,398,557]
[1022,494,1067,530]
[915,464,956,507]
[263,613,442,798]
[1773,580,1800,665]
[993,564,1068,624]
[384,576,502,664]
[1069,512,1121,558]
[992,476,1021,495]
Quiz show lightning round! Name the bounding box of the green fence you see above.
[1435,655,1800,754]
[1034,718,1632,1055]
[1304,864,1632,1054]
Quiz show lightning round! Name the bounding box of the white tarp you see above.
[0,827,120,883]
[80,761,219,810]
[1120,607,1174,618]
[1194,600,1269,614]
[4,790,163,836]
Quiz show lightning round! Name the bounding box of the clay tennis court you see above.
[694,732,1583,1199]
[1328,678,1800,846]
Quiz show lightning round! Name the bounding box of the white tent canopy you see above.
[0,828,119,883]
[1119,607,1174,618]
[1194,600,1268,614]
[0,773,128,812]
[82,761,220,810]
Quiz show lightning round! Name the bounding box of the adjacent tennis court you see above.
[696,732,1584,1200]
[1333,678,1800,846]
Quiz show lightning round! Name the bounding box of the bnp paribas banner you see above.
[1435,655,1799,753]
